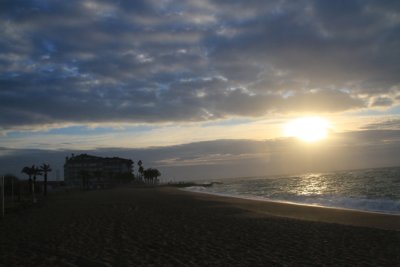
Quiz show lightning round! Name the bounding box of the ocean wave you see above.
[184,186,400,214]
[278,195,400,214]
[185,167,400,215]
[184,186,209,192]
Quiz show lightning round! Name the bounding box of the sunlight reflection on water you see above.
[190,167,400,214]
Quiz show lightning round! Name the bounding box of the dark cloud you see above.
[370,96,394,107]
[361,119,400,130]
[1,0,399,129]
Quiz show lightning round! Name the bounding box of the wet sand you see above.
[1,186,399,266]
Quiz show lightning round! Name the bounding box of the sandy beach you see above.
[1,186,400,266]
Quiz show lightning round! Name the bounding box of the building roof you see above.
[65,154,133,164]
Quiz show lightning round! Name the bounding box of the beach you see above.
[1,186,399,266]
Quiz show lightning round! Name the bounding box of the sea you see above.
[185,166,400,215]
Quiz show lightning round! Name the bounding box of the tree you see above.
[32,165,42,201]
[22,166,34,194]
[22,165,41,203]
[143,168,161,184]
[152,168,161,184]
[138,160,144,182]
[40,163,52,196]
[143,168,150,183]
[32,165,42,185]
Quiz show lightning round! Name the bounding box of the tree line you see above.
[137,160,161,184]
[21,163,52,198]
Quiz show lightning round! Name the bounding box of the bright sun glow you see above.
[284,117,330,142]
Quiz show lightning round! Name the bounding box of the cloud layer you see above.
[2,129,400,180]
[1,0,400,131]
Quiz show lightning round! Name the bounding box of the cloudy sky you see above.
[1,0,400,180]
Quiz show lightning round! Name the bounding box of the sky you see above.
[1,0,400,180]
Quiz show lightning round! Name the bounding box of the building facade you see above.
[64,154,133,186]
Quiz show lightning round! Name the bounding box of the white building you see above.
[64,154,133,186]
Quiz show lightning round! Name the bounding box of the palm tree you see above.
[143,168,161,184]
[32,165,42,185]
[138,160,144,182]
[40,163,52,196]
[32,165,42,202]
[22,166,34,194]
[21,166,34,194]
[143,169,150,184]
[22,165,41,203]
[152,168,161,184]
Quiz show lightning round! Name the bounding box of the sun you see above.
[284,117,330,142]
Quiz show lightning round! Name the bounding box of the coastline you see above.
[1,186,399,266]
[178,187,400,231]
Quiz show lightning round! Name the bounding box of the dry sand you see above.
[1,186,399,266]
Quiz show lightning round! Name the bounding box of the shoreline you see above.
[177,187,400,231]
[181,187,400,216]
